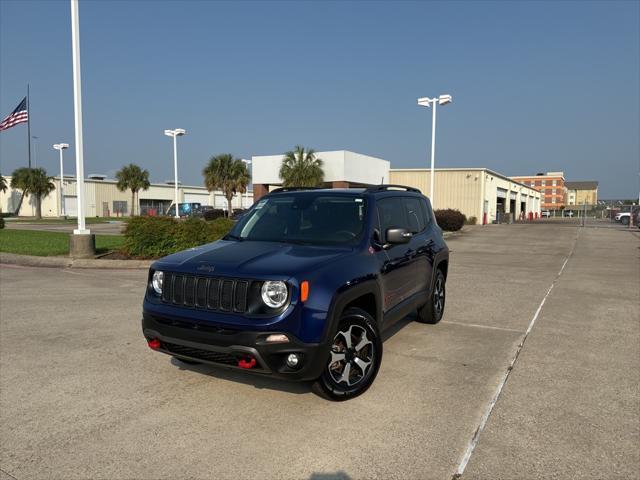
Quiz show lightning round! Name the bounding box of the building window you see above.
[552,198,556,204]
[541,180,546,186]
[113,200,128,215]
[552,180,557,186]
[552,188,556,195]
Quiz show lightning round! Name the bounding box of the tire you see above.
[173,356,202,365]
[417,269,446,324]
[621,217,629,226]
[314,307,383,401]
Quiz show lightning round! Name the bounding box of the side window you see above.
[403,197,426,233]
[376,198,407,238]
[420,198,433,227]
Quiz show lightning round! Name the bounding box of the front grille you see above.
[163,341,239,366]
[162,273,249,314]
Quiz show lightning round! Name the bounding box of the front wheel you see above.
[314,308,382,401]
[417,269,446,324]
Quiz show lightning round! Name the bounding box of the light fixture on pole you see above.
[241,159,252,209]
[53,143,69,217]
[164,128,186,219]
[417,94,452,208]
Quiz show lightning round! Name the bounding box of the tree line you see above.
[0,145,325,219]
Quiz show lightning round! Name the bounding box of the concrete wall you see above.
[252,150,390,187]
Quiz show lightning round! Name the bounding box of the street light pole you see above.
[417,94,452,209]
[53,143,69,217]
[70,0,88,235]
[164,128,186,219]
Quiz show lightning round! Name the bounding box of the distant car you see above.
[564,211,574,217]
[166,202,203,218]
[541,210,551,218]
[615,212,631,225]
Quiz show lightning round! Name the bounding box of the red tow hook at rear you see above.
[238,356,257,369]
[148,338,161,350]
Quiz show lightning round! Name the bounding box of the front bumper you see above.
[142,312,329,381]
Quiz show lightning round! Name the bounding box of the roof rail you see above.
[269,187,322,194]
[364,184,422,194]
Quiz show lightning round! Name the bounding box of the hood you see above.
[153,240,353,278]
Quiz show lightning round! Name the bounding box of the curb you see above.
[0,252,152,269]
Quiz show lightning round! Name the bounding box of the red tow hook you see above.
[148,338,161,350]
[238,356,257,369]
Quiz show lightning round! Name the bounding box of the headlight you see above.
[261,281,288,309]
[152,271,164,295]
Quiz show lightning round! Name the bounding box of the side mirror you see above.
[385,227,412,245]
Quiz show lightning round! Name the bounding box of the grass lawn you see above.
[0,229,124,256]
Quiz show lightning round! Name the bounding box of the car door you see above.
[403,196,432,296]
[374,197,415,313]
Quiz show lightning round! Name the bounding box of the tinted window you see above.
[229,194,366,245]
[376,198,407,236]
[420,198,433,227]
[404,197,426,233]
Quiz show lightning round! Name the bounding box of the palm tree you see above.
[0,174,7,193]
[279,145,324,187]
[115,164,150,216]
[10,167,56,220]
[202,154,249,217]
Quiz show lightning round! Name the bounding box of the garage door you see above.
[184,193,210,206]
[64,196,77,217]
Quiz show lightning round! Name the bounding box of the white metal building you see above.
[0,176,253,218]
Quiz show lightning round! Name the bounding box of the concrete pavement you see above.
[0,224,638,479]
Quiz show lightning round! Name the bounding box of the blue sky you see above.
[1,0,638,198]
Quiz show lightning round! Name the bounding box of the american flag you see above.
[0,97,28,131]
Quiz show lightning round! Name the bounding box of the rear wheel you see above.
[417,269,446,324]
[314,308,382,401]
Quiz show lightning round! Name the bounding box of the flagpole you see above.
[27,84,32,168]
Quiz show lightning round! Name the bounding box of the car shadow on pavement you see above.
[169,356,314,395]
[308,472,352,480]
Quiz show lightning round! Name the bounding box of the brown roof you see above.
[565,181,598,190]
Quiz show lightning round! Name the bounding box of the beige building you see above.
[565,181,598,206]
[0,176,253,218]
[390,168,542,224]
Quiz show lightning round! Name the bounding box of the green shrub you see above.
[0,217,4,229]
[435,209,466,231]
[122,216,234,258]
[465,216,477,225]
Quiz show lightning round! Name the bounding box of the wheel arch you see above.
[321,279,382,344]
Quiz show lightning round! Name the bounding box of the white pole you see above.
[430,100,437,207]
[70,0,88,234]
[173,134,179,219]
[59,149,65,217]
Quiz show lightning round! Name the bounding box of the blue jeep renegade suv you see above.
[142,185,449,400]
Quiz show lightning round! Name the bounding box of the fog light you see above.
[286,353,300,368]
[265,334,289,344]
[148,338,161,350]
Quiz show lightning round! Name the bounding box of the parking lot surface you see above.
[1,224,638,479]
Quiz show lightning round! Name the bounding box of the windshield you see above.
[227,193,367,245]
